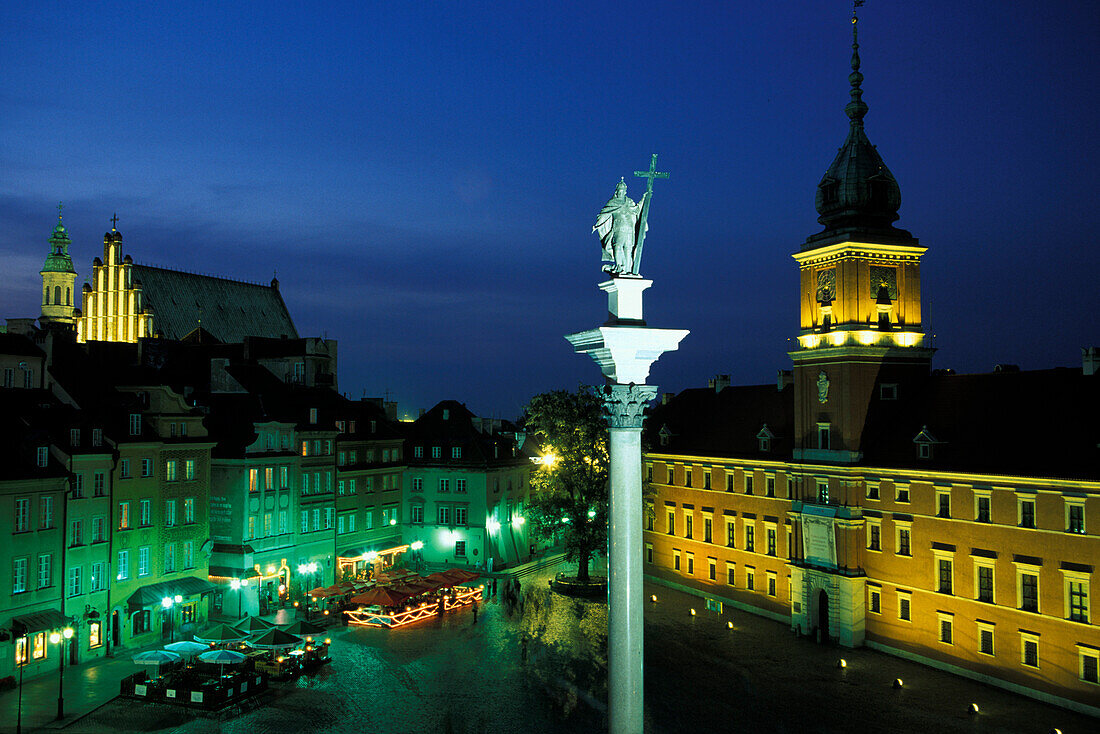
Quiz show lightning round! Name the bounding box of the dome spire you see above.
[846,2,868,126]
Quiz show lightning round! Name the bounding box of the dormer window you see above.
[129,413,141,436]
[756,424,775,452]
[70,429,81,446]
[309,408,318,424]
[913,425,939,460]
[452,447,462,459]
[36,446,48,467]
[335,420,346,433]
[414,446,423,458]
[879,384,898,401]
[658,424,672,448]
[92,429,102,446]
[431,446,441,459]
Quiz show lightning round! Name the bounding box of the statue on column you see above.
[594,178,648,276]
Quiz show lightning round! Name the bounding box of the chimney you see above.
[708,374,731,393]
[776,369,793,391]
[1084,347,1099,376]
[661,392,674,405]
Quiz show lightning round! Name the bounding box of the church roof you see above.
[41,222,76,274]
[130,264,298,343]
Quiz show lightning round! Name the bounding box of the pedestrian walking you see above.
[472,600,479,623]
[491,578,497,597]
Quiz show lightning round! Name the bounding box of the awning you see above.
[338,539,408,561]
[127,576,216,609]
[9,609,68,636]
[207,566,262,580]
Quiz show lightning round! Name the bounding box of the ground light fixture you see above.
[649,594,657,603]
[837,659,847,669]
[893,678,903,688]
[968,703,980,714]
[689,608,696,616]
[726,621,734,629]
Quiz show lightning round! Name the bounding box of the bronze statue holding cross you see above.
[593,154,669,277]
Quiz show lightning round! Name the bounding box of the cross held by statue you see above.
[634,153,669,195]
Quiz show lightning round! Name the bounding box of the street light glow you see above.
[230,578,242,590]
[411,540,424,550]
[161,596,174,609]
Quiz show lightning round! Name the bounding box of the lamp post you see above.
[49,626,74,720]
[15,629,26,734]
[160,597,177,642]
[410,540,424,571]
[230,578,244,619]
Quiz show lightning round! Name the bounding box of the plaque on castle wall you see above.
[869,266,897,300]
[801,506,837,569]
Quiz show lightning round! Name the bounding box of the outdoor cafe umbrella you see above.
[164,640,208,658]
[198,648,247,674]
[282,619,326,638]
[249,627,302,650]
[236,615,276,634]
[426,572,459,588]
[442,568,480,583]
[133,649,182,668]
[193,623,249,644]
[309,585,342,598]
[350,586,410,607]
[405,578,443,593]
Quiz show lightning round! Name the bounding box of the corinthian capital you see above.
[601,384,658,429]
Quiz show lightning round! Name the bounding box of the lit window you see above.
[452,447,462,459]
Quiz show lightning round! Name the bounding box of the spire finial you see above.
[110,213,119,231]
[57,201,63,222]
[846,1,868,125]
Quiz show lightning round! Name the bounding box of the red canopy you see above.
[309,585,343,598]
[441,568,480,583]
[426,572,459,588]
[351,586,412,607]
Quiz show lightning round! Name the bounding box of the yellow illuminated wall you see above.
[77,230,152,343]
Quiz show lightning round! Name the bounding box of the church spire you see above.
[806,1,913,249]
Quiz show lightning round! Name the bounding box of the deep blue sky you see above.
[3,1,1098,419]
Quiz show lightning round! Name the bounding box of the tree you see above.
[523,388,608,583]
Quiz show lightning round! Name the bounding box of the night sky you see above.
[2,1,1098,419]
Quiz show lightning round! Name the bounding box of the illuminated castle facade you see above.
[643,16,1100,716]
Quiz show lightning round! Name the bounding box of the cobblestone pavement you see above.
[51,561,1099,733]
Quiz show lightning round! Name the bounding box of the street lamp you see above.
[410,540,424,570]
[15,627,26,734]
[230,578,244,618]
[48,626,73,720]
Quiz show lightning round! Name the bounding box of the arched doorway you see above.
[111,610,120,648]
[817,589,830,643]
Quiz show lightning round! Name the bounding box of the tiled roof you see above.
[131,265,297,343]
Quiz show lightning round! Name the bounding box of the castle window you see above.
[1018,497,1036,529]
[816,423,830,450]
[1020,633,1039,668]
[1066,500,1086,534]
[54,286,61,305]
[879,384,897,400]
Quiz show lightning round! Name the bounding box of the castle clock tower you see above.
[788,5,934,648]
[39,203,78,328]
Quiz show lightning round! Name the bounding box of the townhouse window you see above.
[703,471,711,490]
[264,466,273,489]
[455,507,467,526]
[646,464,653,482]
[869,587,881,614]
[70,428,80,446]
[975,493,991,523]
[40,496,53,528]
[1019,571,1039,613]
[180,422,187,437]
[414,446,423,458]
[686,552,694,575]
[12,557,27,593]
[183,541,194,569]
[264,513,272,536]
[1018,498,1036,529]
[140,499,152,527]
[726,519,736,548]
[976,564,995,604]
[432,446,441,459]
[69,519,83,546]
[117,550,130,580]
[646,513,654,531]
[767,571,777,597]
[326,472,333,493]
[92,428,102,446]
[325,440,333,455]
[726,563,736,586]
[300,511,309,533]
[745,567,755,591]
[36,446,48,467]
[279,510,287,534]
[337,515,345,534]
[138,546,150,576]
[247,515,256,539]
[766,526,777,556]
[90,561,106,591]
[73,473,85,497]
[645,543,653,564]
[141,459,152,478]
[673,550,681,571]
[456,479,467,493]
[165,500,176,527]
[897,592,912,621]
[411,505,424,524]
[129,413,141,436]
[88,622,102,649]
[745,524,755,553]
[166,460,177,481]
[164,544,175,573]
[745,474,754,495]
[301,441,309,457]
[118,501,130,530]
[1020,633,1039,668]
[338,451,346,466]
[936,490,951,518]
[1067,502,1086,534]
[280,466,288,488]
[938,613,953,645]
[454,540,466,557]
[312,440,321,456]
[302,473,310,495]
[684,513,693,539]
[439,478,450,493]
[667,508,675,535]
[14,498,29,532]
[92,516,105,542]
[169,423,177,438]
[452,447,462,459]
[438,506,451,525]
[338,480,346,496]
[412,478,423,492]
[703,516,713,543]
[726,474,734,492]
[119,459,130,479]
[184,498,195,524]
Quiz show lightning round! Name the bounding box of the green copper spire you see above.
[41,201,77,274]
[806,1,914,249]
